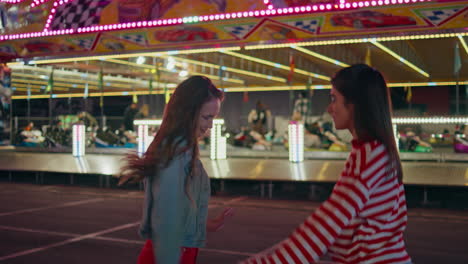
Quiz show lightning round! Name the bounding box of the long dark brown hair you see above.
[119,76,224,186]
[331,64,403,182]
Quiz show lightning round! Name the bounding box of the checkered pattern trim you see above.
[118,33,147,46]
[418,7,461,26]
[69,38,94,50]
[224,24,255,39]
[0,45,15,55]
[284,19,319,33]
[51,0,111,30]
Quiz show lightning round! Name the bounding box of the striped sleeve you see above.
[242,144,389,264]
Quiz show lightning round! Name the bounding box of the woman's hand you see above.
[207,207,234,232]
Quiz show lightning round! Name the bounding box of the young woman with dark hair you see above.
[119,75,233,264]
[242,64,411,264]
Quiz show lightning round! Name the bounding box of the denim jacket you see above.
[139,150,210,264]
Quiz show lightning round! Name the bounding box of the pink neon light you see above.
[0,0,434,42]
[0,0,26,3]
[31,0,52,8]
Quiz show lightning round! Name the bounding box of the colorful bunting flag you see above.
[84,82,89,98]
[27,84,31,100]
[243,80,249,103]
[149,77,153,94]
[164,83,170,103]
[155,59,161,90]
[365,47,371,66]
[133,87,138,103]
[45,70,54,94]
[243,91,249,103]
[404,86,412,103]
[287,53,295,86]
[98,69,103,108]
[454,42,461,76]
[306,76,314,97]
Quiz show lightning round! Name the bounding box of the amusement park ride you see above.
[0,0,467,153]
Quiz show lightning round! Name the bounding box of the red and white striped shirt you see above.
[245,140,411,264]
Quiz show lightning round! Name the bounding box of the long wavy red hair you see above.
[119,76,224,185]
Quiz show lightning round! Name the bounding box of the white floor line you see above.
[0,198,105,217]
[209,196,248,208]
[0,224,143,245]
[39,186,56,191]
[0,224,336,262]
[0,190,21,195]
[94,236,144,245]
[0,221,140,261]
[232,201,319,212]
[42,189,145,199]
[410,217,468,224]
[223,196,249,204]
[408,212,468,221]
[200,248,254,257]
[0,225,80,237]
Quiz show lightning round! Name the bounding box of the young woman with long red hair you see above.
[119,75,233,264]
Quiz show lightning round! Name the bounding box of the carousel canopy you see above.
[0,0,466,99]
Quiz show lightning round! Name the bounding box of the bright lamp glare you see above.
[136,56,146,65]
[179,70,188,77]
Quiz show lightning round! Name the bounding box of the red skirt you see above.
[137,240,199,264]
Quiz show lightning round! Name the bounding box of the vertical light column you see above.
[134,119,162,156]
[288,121,304,162]
[218,136,227,159]
[393,124,399,151]
[137,124,149,156]
[210,119,226,160]
[72,124,85,157]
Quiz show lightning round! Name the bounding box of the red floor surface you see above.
[1,182,468,264]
